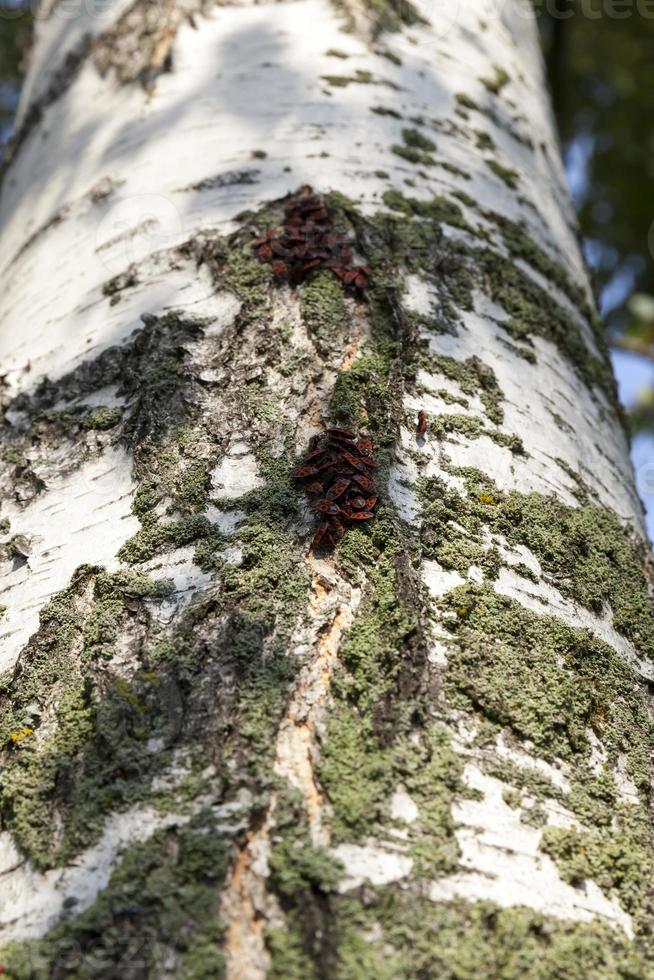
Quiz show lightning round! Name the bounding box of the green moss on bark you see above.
[118,514,218,565]
[485,158,520,189]
[330,350,401,454]
[541,815,654,930]
[315,512,460,875]
[268,885,648,978]
[489,211,596,324]
[0,808,234,980]
[427,413,524,454]
[328,892,647,978]
[0,567,175,869]
[418,466,654,657]
[391,143,435,166]
[381,189,472,232]
[301,270,350,354]
[476,245,614,398]
[437,580,654,945]
[480,66,510,95]
[266,793,345,976]
[349,181,614,407]
[440,583,649,766]
[427,352,504,424]
[332,0,426,37]
[400,127,435,152]
[321,70,375,88]
[81,406,123,431]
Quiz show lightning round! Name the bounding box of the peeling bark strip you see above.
[92,0,214,89]
[3,0,209,167]
[1,0,654,976]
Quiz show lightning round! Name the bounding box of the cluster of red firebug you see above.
[293,428,378,552]
[252,188,377,550]
[251,185,370,290]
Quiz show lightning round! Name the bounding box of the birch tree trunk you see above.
[1,0,653,976]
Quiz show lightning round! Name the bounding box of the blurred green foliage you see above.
[0,2,32,144]
[537,0,654,432]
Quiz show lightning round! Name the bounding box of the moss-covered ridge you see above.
[230,191,475,967]
[284,892,648,979]
[0,807,234,980]
[417,467,654,663]
[267,507,472,974]
[0,566,180,869]
[439,581,654,957]
[332,0,426,37]
[0,311,207,516]
[0,246,304,878]
[377,188,616,405]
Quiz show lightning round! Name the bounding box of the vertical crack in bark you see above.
[274,559,357,845]
[93,0,210,90]
[339,337,361,373]
[221,822,272,980]
[220,561,357,979]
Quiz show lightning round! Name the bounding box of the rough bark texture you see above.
[1,0,653,977]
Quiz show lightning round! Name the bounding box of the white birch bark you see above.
[0,0,653,976]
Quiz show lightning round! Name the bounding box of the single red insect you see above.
[348,510,374,521]
[329,521,345,543]
[293,464,320,478]
[349,495,367,510]
[303,448,327,462]
[306,481,323,495]
[271,259,289,278]
[314,500,341,514]
[340,451,366,472]
[330,440,358,455]
[417,410,428,435]
[251,229,278,247]
[312,523,331,550]
[352,473,373,491]
[326,478,351,501]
